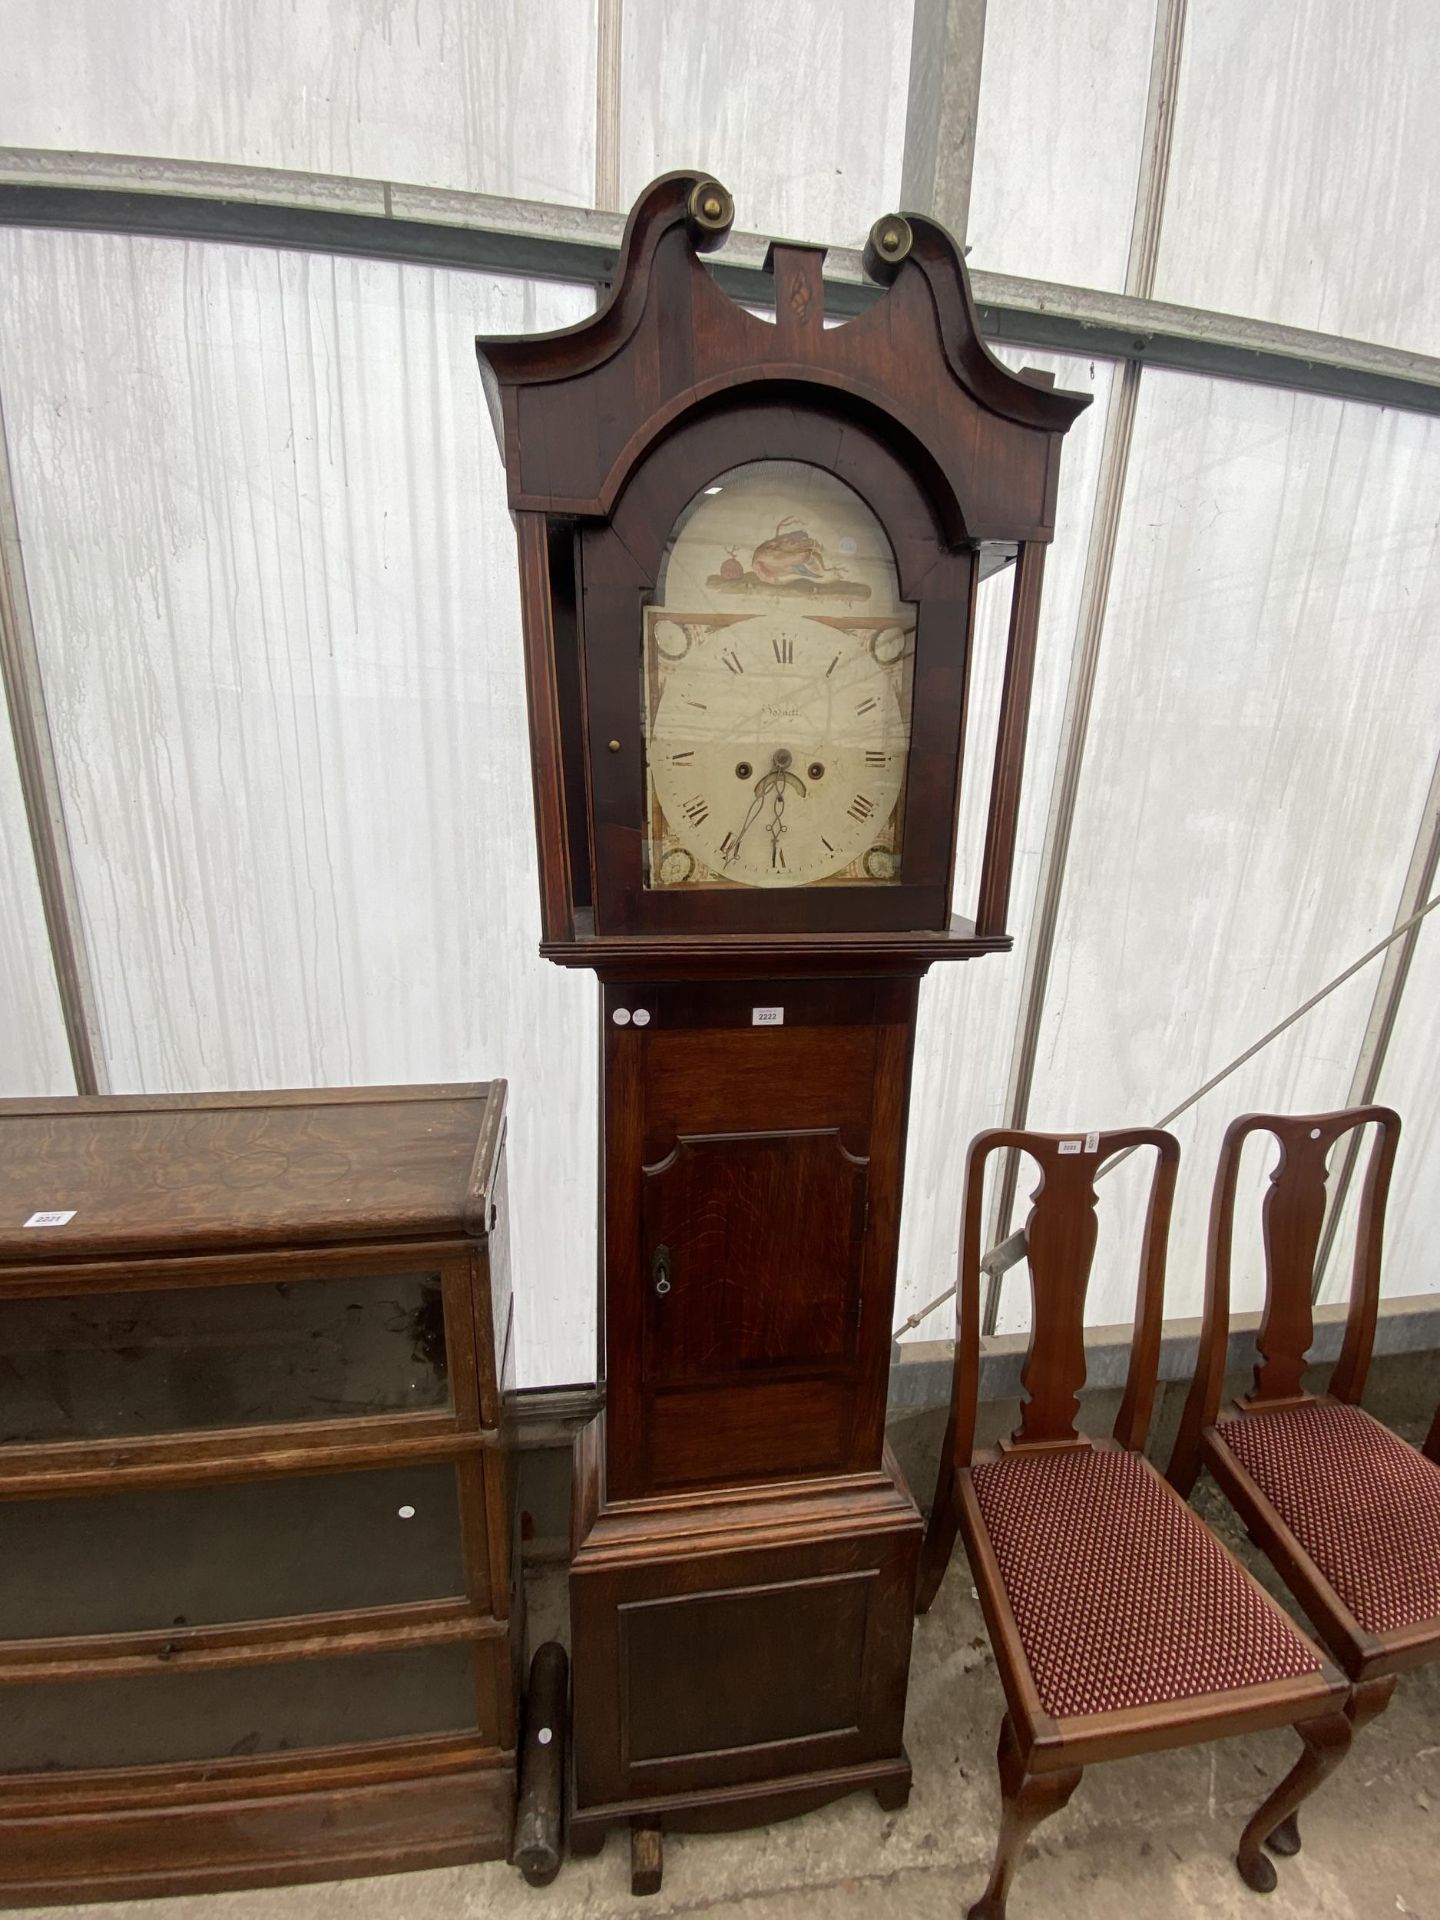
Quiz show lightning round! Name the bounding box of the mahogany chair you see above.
[919,1128,1351,1920]
[1169,1108,1440,1849]
[1425,1404,1440,1464]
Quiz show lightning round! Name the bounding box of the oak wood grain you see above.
[0,1087,520,1902]
[0,1086,502,1260]
[1167,1110,1437,1709]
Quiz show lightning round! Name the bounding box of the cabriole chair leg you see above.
[1235,1710,1352,1892]
[969,1715,1082,1920]
[1347,1672,1399,1735]
[1265,1671,1399,1859]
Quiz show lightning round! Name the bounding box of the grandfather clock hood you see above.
[477,170,1088,541]
[477,173,1090,971]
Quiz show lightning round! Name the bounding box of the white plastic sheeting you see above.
[894,348,1115,1344]
[1008,372,1440,1333]
[7,234,1435,1371]
[1155,0,1440,357]
[0,705,74,1095]
[3,0,1440,1381]
[1316,917,1440,1310]
[618,0,913,244]
[0,229,598,1385]
[0,0,598,206]
[966,0,1157,293]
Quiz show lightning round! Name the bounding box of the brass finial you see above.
[863,214,914,285]
[685,178,735,252]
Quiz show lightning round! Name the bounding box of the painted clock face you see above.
[643,461,914,891]
[648,614,908,887]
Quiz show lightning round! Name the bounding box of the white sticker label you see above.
[752,1006,784,1027]
[611,1008,631,1026]
[1084,1130,1100,1153]
[631,1008,651,1027]
[24,1210,76,1228]
[1057,1140,1082,1156]
[537,1726,554,1746]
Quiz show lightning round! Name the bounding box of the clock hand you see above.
[723,768,778,867]
[722,750,808,869]
[766,777,788,868]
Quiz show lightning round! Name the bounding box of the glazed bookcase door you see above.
[0,1463,475,1637]
[0,1267,450,1446]
[0,1642,500,1773]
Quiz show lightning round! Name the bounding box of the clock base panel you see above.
[568,1415,921,1871]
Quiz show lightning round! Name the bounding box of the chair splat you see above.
[920,1122,1178,1600]
[1012,1149,1100,1445]
[1251,1119,1340,1403]
[1010,1129,1178,1449]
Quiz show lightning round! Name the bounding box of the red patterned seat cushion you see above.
[970,1447,1321,1720]
[1220,1401,1440,1638]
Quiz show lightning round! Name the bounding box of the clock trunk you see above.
[600,977,916,1500]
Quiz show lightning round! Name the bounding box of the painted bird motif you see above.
[749,518,843,586]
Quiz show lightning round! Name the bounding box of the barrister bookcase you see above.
[0,1083,519,1904]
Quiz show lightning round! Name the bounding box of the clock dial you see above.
[648,612,908,888]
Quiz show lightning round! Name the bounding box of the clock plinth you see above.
[476,172,1090,1882]
[567,1411,919,1873]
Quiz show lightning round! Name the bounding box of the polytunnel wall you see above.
[1,0,1438,1385]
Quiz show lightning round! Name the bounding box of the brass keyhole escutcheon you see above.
[652,1243,672,1296]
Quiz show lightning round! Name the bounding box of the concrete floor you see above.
[12,1476,1439,1920]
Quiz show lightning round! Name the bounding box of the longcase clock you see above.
[477,173,1090,1891]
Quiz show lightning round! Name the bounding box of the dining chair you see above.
[1424,1403,1440,1464]
[919,1127,1351,1919]
[1169,1107,1440,1855]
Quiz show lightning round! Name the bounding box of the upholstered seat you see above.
[919,1127,1349,1919]
[1219,1401,1440,1639]
[972,1446,1321,1721]
[1168,1107,1439,1877]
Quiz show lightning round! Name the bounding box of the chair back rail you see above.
[943,1127,1179,1468]
[1185,1108,1399,1443]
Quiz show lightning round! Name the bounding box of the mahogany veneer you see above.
[920,1128,1351,1918]
[1169,1108,1440,1855]
[0,1085,520,1904]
